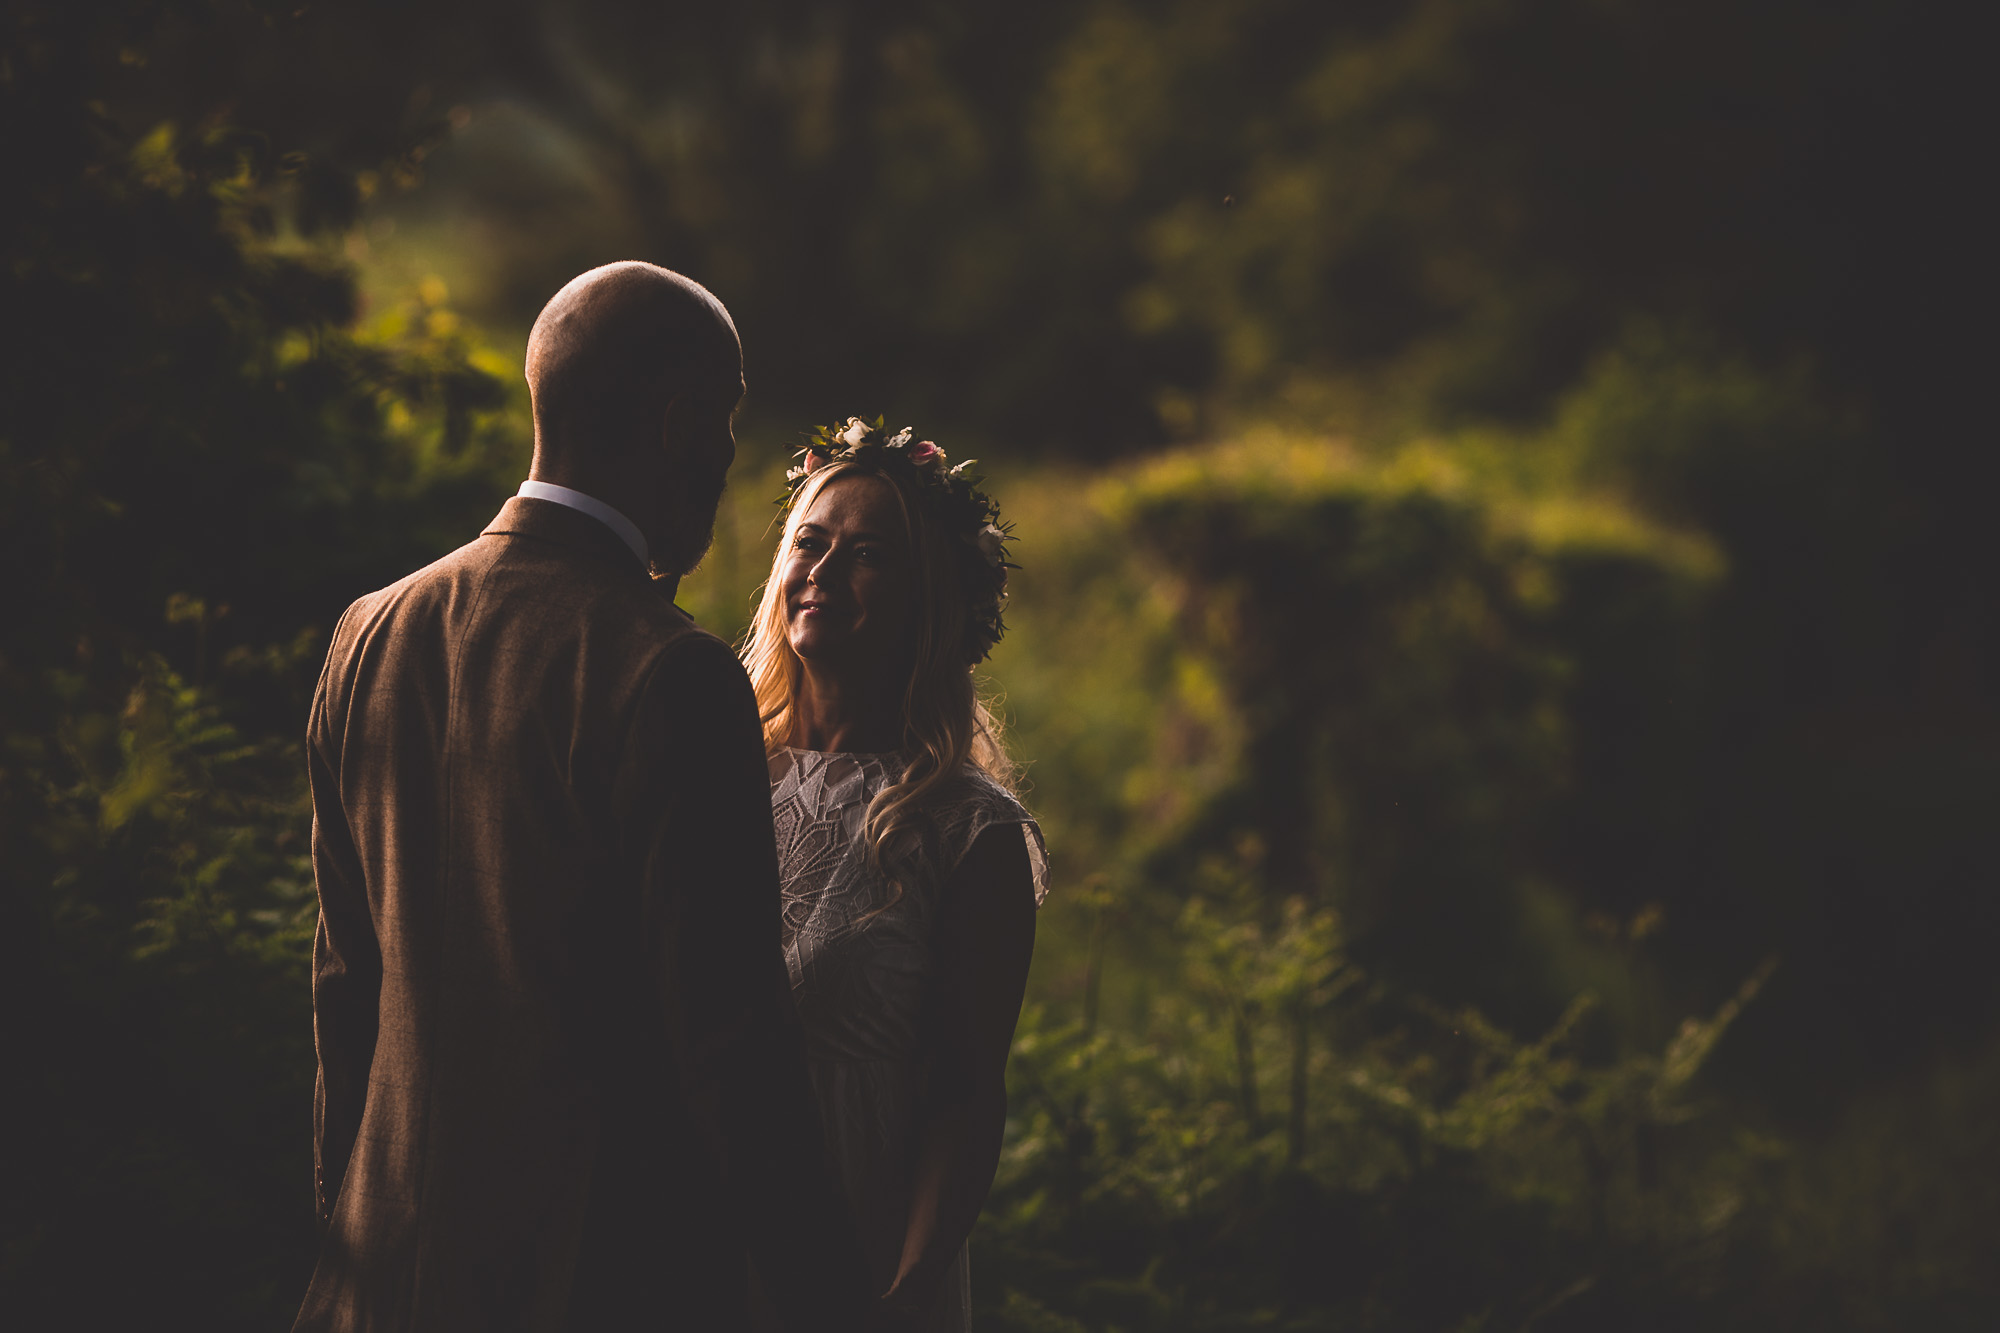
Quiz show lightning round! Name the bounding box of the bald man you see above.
[296,263,872,1332]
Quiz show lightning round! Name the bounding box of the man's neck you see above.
[529,448,663,552]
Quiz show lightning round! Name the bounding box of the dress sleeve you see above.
[934,773,1050,907]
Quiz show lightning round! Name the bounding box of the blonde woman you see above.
[740,418,1047,1332]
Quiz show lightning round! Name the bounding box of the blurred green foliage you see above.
[962,443,1738,1328]
[3,1,1994,1329]
[2,5,526,1319]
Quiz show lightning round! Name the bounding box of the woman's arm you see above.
[883,822,1038,1317]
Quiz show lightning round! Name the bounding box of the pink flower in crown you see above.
[909,440,940,466]
[803,450,827,474]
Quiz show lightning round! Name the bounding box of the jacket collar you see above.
[483,495,649,579]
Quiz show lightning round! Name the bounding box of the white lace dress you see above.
[762,747,1048,1332]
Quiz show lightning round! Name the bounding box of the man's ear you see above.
[658,388,688,455]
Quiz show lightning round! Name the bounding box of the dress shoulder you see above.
[928,765,1050,907]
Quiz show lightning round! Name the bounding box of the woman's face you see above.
[783,473,917,674]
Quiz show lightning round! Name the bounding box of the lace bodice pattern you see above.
[762,747,1047,1332]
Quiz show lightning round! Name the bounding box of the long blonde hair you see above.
[741,460,1017,893]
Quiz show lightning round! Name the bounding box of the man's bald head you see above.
[525,262,742,463]
[524,263,745,575]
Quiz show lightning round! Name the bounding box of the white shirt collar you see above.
[516,480,649,568]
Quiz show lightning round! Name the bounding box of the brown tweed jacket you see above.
[294,497,869,1332]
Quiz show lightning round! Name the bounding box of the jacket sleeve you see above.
[632,635,875,1330]
[307,619,381,1226]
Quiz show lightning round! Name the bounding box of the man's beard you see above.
[652,472,728,575]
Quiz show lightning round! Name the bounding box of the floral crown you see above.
[780,416,1015,664]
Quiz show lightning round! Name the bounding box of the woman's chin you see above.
[789,630,853,666]
[792,634,900,678]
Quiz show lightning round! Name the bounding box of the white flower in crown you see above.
[837,417,870,447]
[950,459,978,476]
[887,427,913,447]
[975,523,1007,567]
[785,464,808,483]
